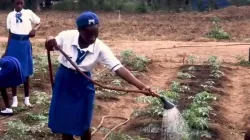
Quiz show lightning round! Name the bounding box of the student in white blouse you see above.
[2,0,41,113]
[45,11,155,140]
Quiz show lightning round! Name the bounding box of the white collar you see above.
[71,33,95,54]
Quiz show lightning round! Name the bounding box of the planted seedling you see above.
[187,55,197,65]
[135,90,180,117]
[177,72,194,79]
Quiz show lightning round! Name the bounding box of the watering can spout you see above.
[159,96,175,110]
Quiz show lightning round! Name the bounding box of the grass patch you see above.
[207,17,230,40]
[236,55,250,66]
[120,50,150,72]
[2,91,56,140]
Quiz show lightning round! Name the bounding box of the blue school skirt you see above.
[48,64,95,136]
[0,56,24,88]
[5,33,33,78]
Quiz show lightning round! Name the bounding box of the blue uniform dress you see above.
[5,33,33,78]
[0,56,24,88]
[48,50,95,136]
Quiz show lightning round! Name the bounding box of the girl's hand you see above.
[141,86,158,97]
[45,36,57,51]
[29,29,36,38]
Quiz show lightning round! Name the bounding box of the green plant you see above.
[33,54,48,73]
[171,81,183,93]
[208,56,220,68]
[33,54,59,74]
[188,66,196,71]
[120,50,150,72]
[31,91,51,107]
[177,72,194,79]
[23,113,48,124]
[135,90,179,116]
[207,17,230,40]
[187,55,197,65]
[208,56,224,78]
[5,120,30,136]
[236,55,250,66]
[182,91,216,139]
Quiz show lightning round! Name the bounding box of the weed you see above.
[23,113,48,124]
[207,17,230,40]
[3,91,55,140]
[120,50,150,72]
[33,54,59,74]
[33,54,49,73]
[31,91,51,107]
[236,55,250,66]
[187,55,197,65]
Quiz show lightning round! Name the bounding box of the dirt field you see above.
[1,5,250,140]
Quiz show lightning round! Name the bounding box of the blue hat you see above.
[76,11,99,29]
[0,56,24,88]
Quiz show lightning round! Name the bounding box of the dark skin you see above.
[0,88,11,109]
[45,25,155,140]
[2,0,41,57]
[1,0,41,107]
[245,129,250,140]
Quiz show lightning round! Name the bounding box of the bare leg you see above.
[62,134,74,140]
[0,88,13,116]
[81,129,91,140]
[24,77,32,106]
[24,77,29,97]
[11,87,18,107]
[12,87,17,96]
[1,88,10,108]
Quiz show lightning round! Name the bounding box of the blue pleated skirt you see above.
[5,34,33,78]
[0,56,24,88]
[48,64,95,136]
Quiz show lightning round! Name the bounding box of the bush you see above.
[120,50,150,72]
[207,18,230,40]
[52,0,78,11]
[52,0,151,13]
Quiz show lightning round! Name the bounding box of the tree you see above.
[26,0,40,12]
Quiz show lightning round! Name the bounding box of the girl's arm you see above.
[29,23,41,38]
[29,10,41,38]
[115,67,154,95]
[2,30,11,57]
